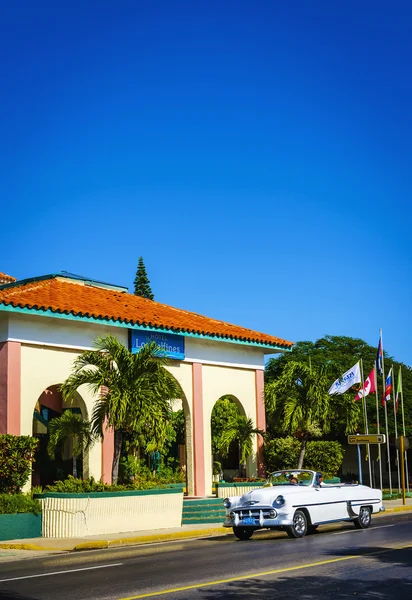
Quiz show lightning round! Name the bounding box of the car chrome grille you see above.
[233,508,273,519]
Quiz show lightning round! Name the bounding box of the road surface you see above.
[0,512,411,599]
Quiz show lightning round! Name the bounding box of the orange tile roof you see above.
[0,275,293,350]
[0,272,16,284]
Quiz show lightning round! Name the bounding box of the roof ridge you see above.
[0,275,293,349]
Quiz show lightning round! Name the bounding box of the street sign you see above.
[395,437,410,451]
[348,434,386,445]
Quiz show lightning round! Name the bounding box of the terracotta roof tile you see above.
[0,272,16,284]
[0,276,293,349]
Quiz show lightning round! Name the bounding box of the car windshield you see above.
[265,470,314,486]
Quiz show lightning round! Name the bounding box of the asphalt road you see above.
[0,513,411,600]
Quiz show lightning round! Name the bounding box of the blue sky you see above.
[1,1,411,366]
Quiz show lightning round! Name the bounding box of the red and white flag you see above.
[354,367,376,402]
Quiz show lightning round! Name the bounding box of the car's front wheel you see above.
[286,510,307,538]
[354,506,371,529]
[232,527,254,540]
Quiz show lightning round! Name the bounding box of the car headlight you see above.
[223,498,231,508]
[273,495,285,507]
[269,509,277,518]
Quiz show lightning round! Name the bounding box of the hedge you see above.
[0,494,41,515]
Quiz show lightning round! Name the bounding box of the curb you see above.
[73,527,230,551]
[0,527,230,553]
[381,505,412,514]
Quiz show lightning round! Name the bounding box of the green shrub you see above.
[0,494,41,514]
[0,435,39,494]
[44,472,185,494]
[264,437,300,472]
[304,441,344,475]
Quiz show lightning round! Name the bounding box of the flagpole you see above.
[380,329,392,495]
[360,358,373,486]
[392,364,401,492]
[374,365,383,490]
[399,367,410,492]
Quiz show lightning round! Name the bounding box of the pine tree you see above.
[134,257,154,299]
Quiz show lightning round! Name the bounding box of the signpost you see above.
[347,434,387,486]
[348,434,386,445]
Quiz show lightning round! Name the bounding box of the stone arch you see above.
[32,384,90,487]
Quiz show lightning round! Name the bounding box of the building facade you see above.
[0,271,292,496]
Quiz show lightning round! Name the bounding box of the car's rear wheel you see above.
[232,527,254,540]
[286,510,307,538]
[354,506,371,529]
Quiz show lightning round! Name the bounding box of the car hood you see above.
[238,486,307,505]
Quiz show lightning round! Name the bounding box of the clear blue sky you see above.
[1,1,411,366]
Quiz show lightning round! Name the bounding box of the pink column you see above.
[101,423,114,484]
[0,341,21,435]
[255,369,266,478]
[192,362,205,497]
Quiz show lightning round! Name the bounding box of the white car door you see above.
[306,485,347,524]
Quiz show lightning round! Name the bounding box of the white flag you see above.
[328,362,361,395]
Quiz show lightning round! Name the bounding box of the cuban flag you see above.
[381,368,393,407]
[376,336,383,377]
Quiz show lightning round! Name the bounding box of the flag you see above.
[354,367,376,402]
[376,335,383,377]
[328,362,361,395]
[381,368,392,406]
[395,368,401,413]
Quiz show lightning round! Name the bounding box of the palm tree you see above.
[218,415,264,477]
[47,410,94,478]
[264,361,332,468]
[60,335,182,484]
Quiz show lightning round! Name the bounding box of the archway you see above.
[210,395,247,483]
[32,385,89,487]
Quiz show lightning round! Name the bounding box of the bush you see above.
[44,473,185,494]
[264,437,300,472]
[263,437,344,476]
[0,435,39,494]
[0,494,41,514]
[304,441,344,475]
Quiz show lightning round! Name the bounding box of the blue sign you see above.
[130,330,185,360]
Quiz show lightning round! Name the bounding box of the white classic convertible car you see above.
[223,469,384,540]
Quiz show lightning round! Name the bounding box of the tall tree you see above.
[61,335,182,483]
[265,335,412,440]
[134,257,154,299]
[47,410,94,478]
[265,362,338,468]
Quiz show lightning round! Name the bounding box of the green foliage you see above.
[0,435,39,494]
[304,440,345,476]
[217,415,264,467]
[61,335,182,483]
[0,493,41,515]
[264,437,300,472]
[134,256,154,299]
[47,411,95,478]
[44,473,184,493]
[213,460,222,475]
[265,335,412,439]
[211,397,241,456]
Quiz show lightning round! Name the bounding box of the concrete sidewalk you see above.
[0,497,411,558]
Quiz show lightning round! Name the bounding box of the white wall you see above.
[7,313,128,350]
[185,337,266,369]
